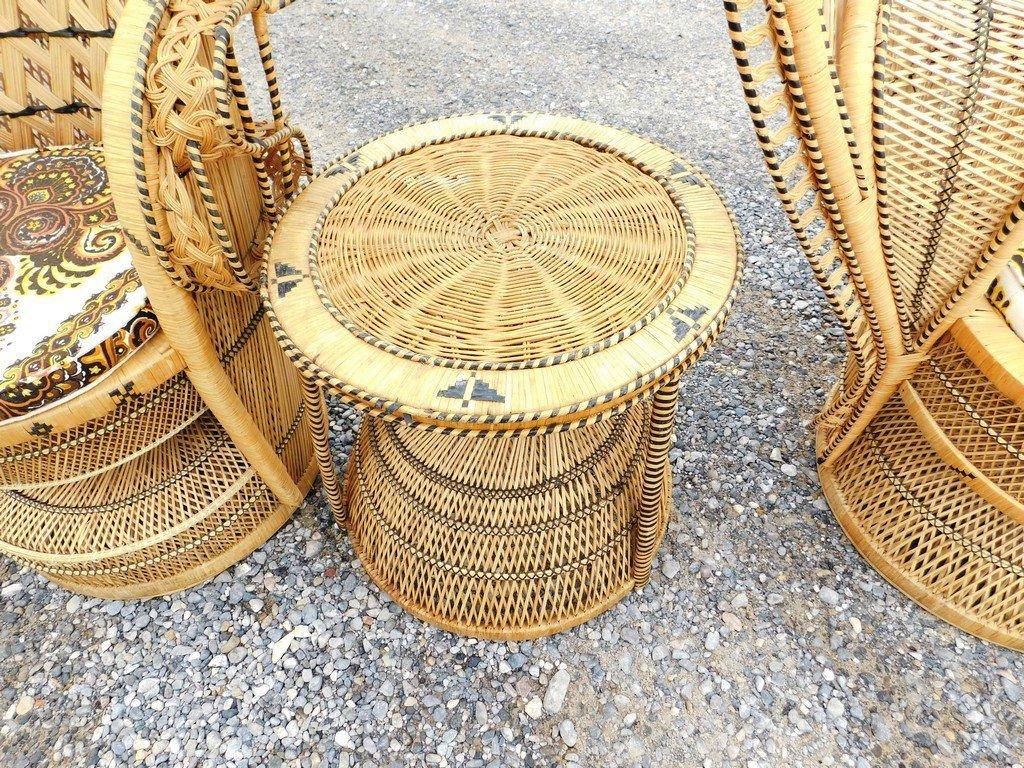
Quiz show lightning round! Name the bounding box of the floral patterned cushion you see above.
[0,145,157,420]
[990,256,1024,342]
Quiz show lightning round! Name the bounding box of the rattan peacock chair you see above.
[725,0,1024,649]
[0,0,316,598]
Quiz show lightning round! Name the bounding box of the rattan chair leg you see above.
[302,376,346,525]
[632,375,679,588]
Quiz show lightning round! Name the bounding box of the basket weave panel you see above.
[28,475,279,589]
[0,300,313,595]
[0,369,205,488]
[0,0,126,149]
[316,134,689,365]
[879,0,1024,342]
[346,403,659,638]
[3,411,256,554]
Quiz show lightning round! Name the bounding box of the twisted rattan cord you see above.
[631,375,678,588]
[268,111,739,637]
[928,358,1024,463]
[724,0,877,428]
[312,134,692,368]
[302,378,345,523]
[726,0,894,459]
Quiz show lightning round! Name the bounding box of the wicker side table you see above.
[263,113,742,639]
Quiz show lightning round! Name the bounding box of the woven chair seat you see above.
[0,144,156,420]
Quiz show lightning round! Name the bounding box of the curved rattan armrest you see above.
[143,0,311,293]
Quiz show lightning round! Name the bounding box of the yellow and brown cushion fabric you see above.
[0,145,156,419]
[990,256,1024,342]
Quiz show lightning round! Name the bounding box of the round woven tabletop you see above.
[264,113,742,430]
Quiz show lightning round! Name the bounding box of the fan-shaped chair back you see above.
[725,0,1024,465]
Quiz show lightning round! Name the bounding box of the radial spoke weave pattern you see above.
[316,134,689,366]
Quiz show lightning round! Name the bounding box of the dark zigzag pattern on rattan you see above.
[864,429,1024,578]
[917,199,1024,349]
[8,401,306,578]
[364,412,650,537]
[907,1,992,323]
[871,0,914,349]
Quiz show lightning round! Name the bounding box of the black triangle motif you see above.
[437,377,469,400]
[671,315,691,341]
[470,379,505,403]
[669,161,705,187]
[274,263,306,298]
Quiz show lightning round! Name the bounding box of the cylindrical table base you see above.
[344,399,669,639]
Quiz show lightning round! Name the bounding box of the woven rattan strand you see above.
[264,112,743,639]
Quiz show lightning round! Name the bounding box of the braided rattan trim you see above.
[131,0,310,291]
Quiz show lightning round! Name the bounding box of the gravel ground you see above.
[2,1,1024,766]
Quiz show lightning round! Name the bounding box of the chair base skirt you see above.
[816,331,1024,651]
[0,298,317,599]
[47,456,316,600]
[343,402,669,640]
